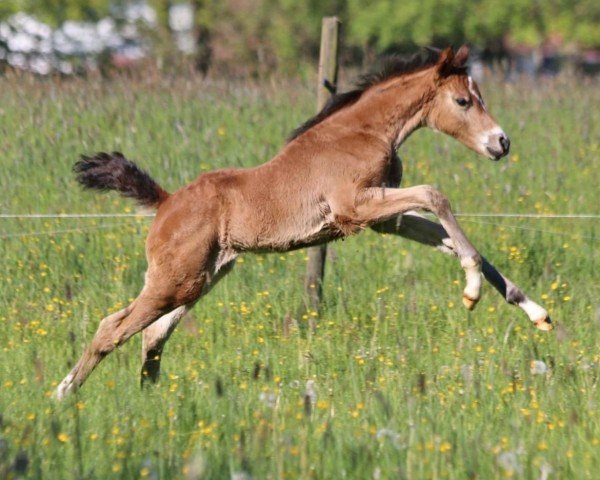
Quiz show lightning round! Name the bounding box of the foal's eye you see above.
[455,97,469,107]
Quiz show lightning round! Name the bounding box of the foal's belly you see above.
[231,212,343,253]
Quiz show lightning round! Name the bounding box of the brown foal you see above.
[56,46,551,399]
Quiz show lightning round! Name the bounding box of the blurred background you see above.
[0,0,598,80]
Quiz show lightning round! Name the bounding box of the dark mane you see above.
[287,48,441,143]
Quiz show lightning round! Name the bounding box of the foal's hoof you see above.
[534,316,553,331]
[462,293,479,311]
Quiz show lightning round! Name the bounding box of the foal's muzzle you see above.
[486,133,510,160]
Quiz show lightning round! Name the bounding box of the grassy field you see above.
[0,72,598,479]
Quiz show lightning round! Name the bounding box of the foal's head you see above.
[426,46,510,160]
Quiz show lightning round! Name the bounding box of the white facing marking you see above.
[478,126,506,147]
[468,76,486,111]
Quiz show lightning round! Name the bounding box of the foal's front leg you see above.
[356,185,483,309]
[371,212,552,330]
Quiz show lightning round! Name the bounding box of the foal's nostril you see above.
[500,135,510,153]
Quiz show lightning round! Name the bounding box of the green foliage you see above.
[0,75,598,479]
[149,0,170,28]
[0,0,22,18]
[7,0,112,26]
[347,0,600,49]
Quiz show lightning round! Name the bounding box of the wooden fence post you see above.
[303,16,340,314]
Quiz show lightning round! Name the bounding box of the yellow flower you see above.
[57,432,70,443]
[439,441,452,453]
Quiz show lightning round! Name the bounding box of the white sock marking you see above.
[519,298,548,323]
[55,373,75,400]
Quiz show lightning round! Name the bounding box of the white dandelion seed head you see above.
[259,392,277,408]
[530,360,548,375]
[460,364,474,383]
[497,451,523,475]
[539,461,553,480]
[231,471,252,480]
[304,380,317,404]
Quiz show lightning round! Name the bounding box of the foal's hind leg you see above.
[371,212,552,330]
[55,291,179,399]
[140,305,192,386]
[140,258,236,386]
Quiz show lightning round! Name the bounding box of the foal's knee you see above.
[423,185,451,215]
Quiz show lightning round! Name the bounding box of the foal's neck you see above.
[359,68,436,150]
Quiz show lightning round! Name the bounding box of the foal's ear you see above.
[436,45,470,78]
[452,45,470,67]
[437,47,454,67]
[436,47,455,77]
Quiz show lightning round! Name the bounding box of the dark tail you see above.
[74,152,169,209]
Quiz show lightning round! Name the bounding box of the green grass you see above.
[0,73,598,479]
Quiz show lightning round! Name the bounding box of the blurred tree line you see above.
[348,0,599,51]
[0,1,111,26]
[1,0,598,73]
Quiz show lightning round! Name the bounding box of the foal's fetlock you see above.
[461,256,482,310]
